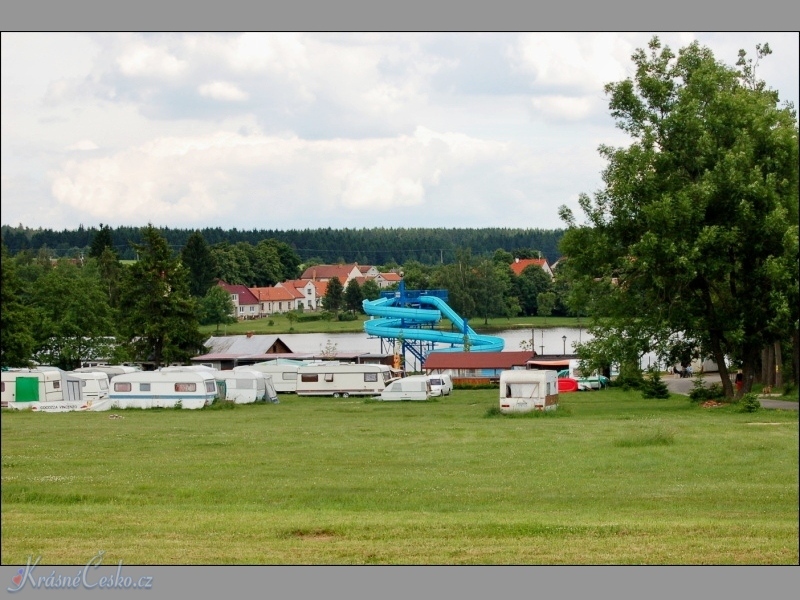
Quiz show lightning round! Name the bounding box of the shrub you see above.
[689,378,725,403]
[641,368,670,399]
[611,367,644,391]
[337,312,357,322]
[739,392,761,413]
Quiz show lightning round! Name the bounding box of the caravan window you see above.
[301,374,318,383]
[324,373,334,383]
[175,383,197,392]
[114,382,132,392]
[364,373,378,383]
[53,380,60,390]
[206,381,216,393]
[139,383,151,392]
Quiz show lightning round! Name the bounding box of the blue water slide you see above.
[362,296,504,353]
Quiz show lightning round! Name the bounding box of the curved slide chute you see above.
[362,296,504,353]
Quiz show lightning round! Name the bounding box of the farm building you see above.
[422,351,535,386]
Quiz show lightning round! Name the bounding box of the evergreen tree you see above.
[89,224,117,259]
[344,279,363,314]
[323,276,344,312]
[181,231,217,297]
[118,225,206,368]
[0,244,35,367]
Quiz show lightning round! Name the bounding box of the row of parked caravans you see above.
[2,361,457,411]
[1,365,279,412]
[243,361,454,400]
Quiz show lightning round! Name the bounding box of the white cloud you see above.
[198,81,249,102]
[66,139,99,151]
[530,95,596,121]
[116,42,187,78]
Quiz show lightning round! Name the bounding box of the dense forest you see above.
[0,224,564,265]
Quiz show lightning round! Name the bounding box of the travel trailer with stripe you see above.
[296,363,399,397]
[109,369,218,409]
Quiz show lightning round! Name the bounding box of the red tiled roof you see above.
[509,258,549,276]
[218,281,259,305]
[380,272,401,282]
[250,286,296,302]
[299,264,355,281]
[423,351,535,370]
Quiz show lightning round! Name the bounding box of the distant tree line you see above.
[0,224,564,265]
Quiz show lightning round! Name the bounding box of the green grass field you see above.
[1,389,797,565]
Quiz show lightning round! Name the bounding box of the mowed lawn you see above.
[1,390,797,565]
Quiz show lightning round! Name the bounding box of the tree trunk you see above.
[774,340,783,390]
[741,343,760,395]
[708,333,733,398]
[793,328,799,388]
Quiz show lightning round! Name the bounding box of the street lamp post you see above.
[562,335,567,355]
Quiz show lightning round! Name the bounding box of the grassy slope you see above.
[1,389,797,564]
[200,313,581,336]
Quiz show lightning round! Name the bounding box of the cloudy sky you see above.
[2,32,798,232]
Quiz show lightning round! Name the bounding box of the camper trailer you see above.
[109,369,218,409]
[245,361,304,393]
[73,365,141,382]
[1,367,95,412]
[379,375,432,401]
[296,363,399,397]
[69,371,113,410]
[220,367,278,403]
[499,369,559,413]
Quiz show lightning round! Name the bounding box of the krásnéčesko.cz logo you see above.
[7,551,153,592]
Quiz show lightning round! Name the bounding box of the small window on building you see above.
[301,374,319,383]
[114,382,132,392]
[175,383,197,392]
[140,383,151,392]
[364,373,378,383]
[324,373,334,383]
[53,381,60,389]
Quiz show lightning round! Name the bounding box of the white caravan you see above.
[244,361,305,393]
[296,363,399,397]
[69,371,113,410]
[1,366,100,412]
[379,375,432,401]
[109,370,218,409]
[499,369,559,413]
[426,373,453,397]
[225,367,279,403]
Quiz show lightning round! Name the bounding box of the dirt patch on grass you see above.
[701,401,727,408]
[288,528,337,541]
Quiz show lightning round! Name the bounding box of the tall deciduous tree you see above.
[559,37,798,397]
[118,225,206,368]
[199,285,237,333]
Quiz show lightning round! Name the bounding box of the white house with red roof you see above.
[250,286,299,315]
[299,263,362,285]
[277,279,320,310]
[373,271,402,288]
[509,257,554,279]
[217,281,261,320]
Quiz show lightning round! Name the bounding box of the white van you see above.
[379,375,431,401]
[427,374,453,397]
